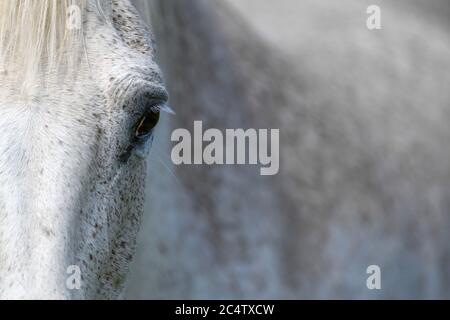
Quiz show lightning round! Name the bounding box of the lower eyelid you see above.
[135,129,154,142]
[120,129,154,162]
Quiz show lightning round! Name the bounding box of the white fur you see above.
[0,0,166,299]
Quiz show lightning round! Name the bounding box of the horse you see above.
[0,0,167,299]
[0,0,449,300]
[126,0,450,299]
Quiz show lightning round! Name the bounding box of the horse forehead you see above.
[85,1,161,82]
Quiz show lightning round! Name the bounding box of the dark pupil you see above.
[136,111,160,138]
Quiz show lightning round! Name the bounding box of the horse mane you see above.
[0,0,109,85]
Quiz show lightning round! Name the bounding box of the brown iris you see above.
[135,111,160,139]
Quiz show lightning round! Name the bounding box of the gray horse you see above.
[0,0,449,299]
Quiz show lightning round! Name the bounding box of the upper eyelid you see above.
[111,73,168,106]
[143,87,169,103]
[137,86,169,106]
[119,84,169,113]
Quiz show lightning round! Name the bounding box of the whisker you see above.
[150,144,184,190]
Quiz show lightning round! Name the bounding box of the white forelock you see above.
[0,0,110,86]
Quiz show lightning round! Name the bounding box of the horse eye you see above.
[135,110,160,139]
